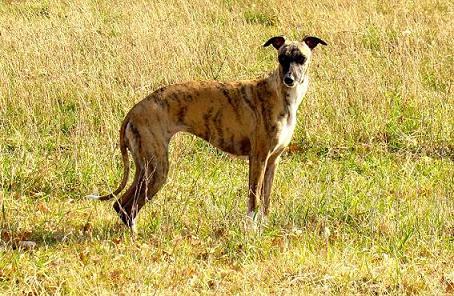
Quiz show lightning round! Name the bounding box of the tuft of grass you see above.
[0,0,453,294]
[244,10,277,27]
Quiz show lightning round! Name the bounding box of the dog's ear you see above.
[303,36,327,50]
[263,35,286,50]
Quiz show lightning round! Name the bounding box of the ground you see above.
[0,0,453,294]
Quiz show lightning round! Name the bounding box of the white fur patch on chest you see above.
[274,78,309,151]
[275,106,297,149]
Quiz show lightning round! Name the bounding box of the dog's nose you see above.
[284,77,294,86]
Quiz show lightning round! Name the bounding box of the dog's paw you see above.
[245,211,259,232]
[245,211,270,233]
[247,211,257,221]
[260,214,269,227]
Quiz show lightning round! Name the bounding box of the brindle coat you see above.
[88,35,327,230]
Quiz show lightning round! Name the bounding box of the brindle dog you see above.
[88,35,327,231]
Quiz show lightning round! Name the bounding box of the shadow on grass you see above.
[1,219,134,251]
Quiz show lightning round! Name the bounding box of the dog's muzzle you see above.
[283,74,295,87]
[284,77,294,87]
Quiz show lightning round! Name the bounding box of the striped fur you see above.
[89,36,326,229]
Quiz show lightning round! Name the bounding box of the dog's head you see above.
[264,35,327,88]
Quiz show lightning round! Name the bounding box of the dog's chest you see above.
[273,82,307,152]
[275,104,297,150]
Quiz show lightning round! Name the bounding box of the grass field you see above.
[0,0,453,294]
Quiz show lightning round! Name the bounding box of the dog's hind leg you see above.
[113,123,170,229]
[113,164,143,229]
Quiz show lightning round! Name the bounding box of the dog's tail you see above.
[86,118,130,201]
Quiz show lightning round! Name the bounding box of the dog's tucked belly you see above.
[179,112,252,156]
[193,131,251,156]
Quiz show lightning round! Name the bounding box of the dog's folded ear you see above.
[303,36,327,50]
[263,35,286,50]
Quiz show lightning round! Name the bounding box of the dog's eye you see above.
[278,56,289,64]
[295,56,306,64]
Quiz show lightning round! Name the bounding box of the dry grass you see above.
[0,0,453,294]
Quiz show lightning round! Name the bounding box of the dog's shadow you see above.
[1,220,135,251]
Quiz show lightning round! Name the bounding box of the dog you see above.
[88,35,327,231]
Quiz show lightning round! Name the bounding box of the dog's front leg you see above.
[247,153,269,219]
[261,151,283,216]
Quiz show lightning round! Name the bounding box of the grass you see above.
[0,0,453,294]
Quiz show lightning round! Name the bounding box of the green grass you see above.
[0,0,453,294]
